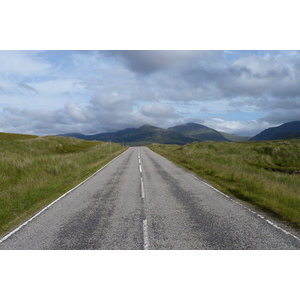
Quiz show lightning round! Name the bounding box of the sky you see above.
[1,50,300,136]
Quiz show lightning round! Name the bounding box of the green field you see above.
[148,140,300,228]
[0,134,127,236]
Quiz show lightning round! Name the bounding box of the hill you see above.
[250,121,300,141]
[0,135,124,236]
[0,132,37,141]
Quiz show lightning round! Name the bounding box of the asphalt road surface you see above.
[1,147,300,250]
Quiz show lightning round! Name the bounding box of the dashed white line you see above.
[138,150,150,249]
[143,219,150,250]
[141,178,145,199]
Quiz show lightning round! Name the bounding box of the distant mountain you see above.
[60,124,197,145]
[250,121,300,141]
[219,132,251,142]
[168,122,230,142]
[59,122,253,145]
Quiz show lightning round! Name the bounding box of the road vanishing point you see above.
[1,147,300,250]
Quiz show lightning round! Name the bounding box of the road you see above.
[1,147,300,250]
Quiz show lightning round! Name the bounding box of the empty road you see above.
[1,147,300,250]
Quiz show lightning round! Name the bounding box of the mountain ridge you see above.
[59,122,249,145]
[59,120,300,145]
[250,121,300,141]
[167,122,230,142]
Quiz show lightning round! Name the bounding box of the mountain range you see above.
[59,122,250,145]
[59,121,300,145]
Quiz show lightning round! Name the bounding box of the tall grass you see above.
[149,140,300,228]
[0,135,126,236]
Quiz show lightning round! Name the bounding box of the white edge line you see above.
[266,219,300,241]
[202,181,230,199]
[194,174,300,242]
[143,219,150,250]
[147,147,300,243]
[0,148,130,244]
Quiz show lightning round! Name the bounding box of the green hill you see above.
[0,134,125,236]
[0,132,37,141]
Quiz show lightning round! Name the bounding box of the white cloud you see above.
[0,51,52,77]
[30,78,85,95]
[203,118,270,136]
[141,102,177,119]
[65,102,87,123]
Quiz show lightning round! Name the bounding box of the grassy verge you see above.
[148,140,300,228]
[0,134,127,236]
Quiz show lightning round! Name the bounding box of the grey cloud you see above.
[181,51,300,102]
[4,106,68,124]
[18,82,39,94]
[104,50,222,75]
[87,92,181,132]
[259,111,300,126]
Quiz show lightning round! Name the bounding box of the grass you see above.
[0,134,127,236]
[148,140,300,228]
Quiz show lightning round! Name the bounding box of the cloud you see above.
[181,51,300,102]
[87,92,179,132]
[104,50,222,75]
[141,102,178,119]
[18,82,39,94]
[0,51,52,77]
[259,111,300,125]
[203,118,270,136]
[65,102,87,123]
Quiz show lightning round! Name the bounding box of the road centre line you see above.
[141,178,145,198]
[143,219,150,250]
[0,148,130,244]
